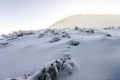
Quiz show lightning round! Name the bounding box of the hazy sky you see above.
[0,0,120,34]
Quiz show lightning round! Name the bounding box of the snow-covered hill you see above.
[50,14,120,28]
[1,27,120,80]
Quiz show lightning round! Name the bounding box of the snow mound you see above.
[5,52,75,80]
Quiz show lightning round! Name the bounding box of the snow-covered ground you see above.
[1,27,120,80]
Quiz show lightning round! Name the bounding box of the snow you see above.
[0,27,120,80]
[50,14,120,29]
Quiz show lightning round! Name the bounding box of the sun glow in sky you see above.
[0,0,120,34]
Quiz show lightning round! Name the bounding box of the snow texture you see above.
[1,27,120,80]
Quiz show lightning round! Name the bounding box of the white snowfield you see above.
[50,14,120,29]
[1,27,120,80]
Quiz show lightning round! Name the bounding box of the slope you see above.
[0,27,120,80]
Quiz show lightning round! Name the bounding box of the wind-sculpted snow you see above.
[4,52,75,80]
[1,27,120,80]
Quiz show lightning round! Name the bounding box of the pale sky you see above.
[0,0,120,34]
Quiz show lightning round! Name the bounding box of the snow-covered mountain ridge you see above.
[1,27,120,80]
[50,14,120,28]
